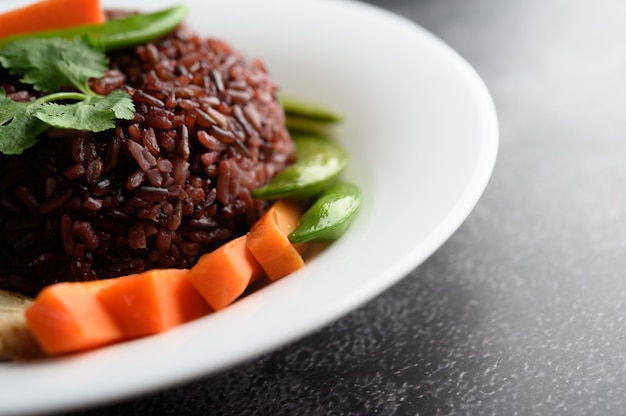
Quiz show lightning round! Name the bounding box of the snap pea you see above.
[251,134,349,200]
[0,5,189,51]
[285,116,334,137]
[281,95,343,136]
[288,181,361,243]
[280,95,343,123]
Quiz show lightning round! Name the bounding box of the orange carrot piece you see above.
[24,280,125,355]
[187,235,264,311]
[0,0,105,39]
[97,268,212,338]
[246,200,307,281]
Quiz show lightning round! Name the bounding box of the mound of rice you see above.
[0,25,295,296]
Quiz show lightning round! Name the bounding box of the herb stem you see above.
[38,91,87,103]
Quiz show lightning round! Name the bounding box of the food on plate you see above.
[280,95,343,136]
[24,200,305,356]
[24,279,126,355]
[97,268,212,339]
[288,181,361,244]
[0,36,136,154]
[0,0,361,359]
[0,0,105,39]
[0,5,189,51]
[186,234,264,311]
[0,5,294,297]
[251,135,349,200]
[280,96,343,123]
[0,289,41,359]
[246,199,307,281]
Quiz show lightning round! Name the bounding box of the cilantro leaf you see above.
[0,37,108,94]
[0,38,136,155]
[0,111,49,155]
[0,88,26,125]
[36,91,134,132]
[58,38,109,93]
[105,90,136,120]
[0,90,48,154]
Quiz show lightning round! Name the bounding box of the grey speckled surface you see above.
[68,0,626,414]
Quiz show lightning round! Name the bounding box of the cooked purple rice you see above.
[0,25,294,296]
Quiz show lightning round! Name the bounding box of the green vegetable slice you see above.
[289,181,361,243]
[251,134,349,200]
[87,5,189,50]
[280,95,343,123]
[0,5,189,51]
[281,96,343,136]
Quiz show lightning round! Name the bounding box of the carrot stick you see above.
[0,0,105,39]
[246,200,307,281]
[24,280,125,355]
[187,235,265,311]
[97,269,212,338]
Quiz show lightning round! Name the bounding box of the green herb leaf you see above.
[0,88,26,125]
[36,90,135,132]
[0,90,48,155]
[105,90,136,120]
[58,38,109,93]
[0,37,108,94]
[0,38,135,154]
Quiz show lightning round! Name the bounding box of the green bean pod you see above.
[251,134,349,200]
[289,181,361,243]
[280,95,343,123]
[0,5,189,51]
[281,95,343,136]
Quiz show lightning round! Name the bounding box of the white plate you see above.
[0,0,498,414]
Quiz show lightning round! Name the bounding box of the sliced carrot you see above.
[0,0,105,39]
[246,200,307,281]
[187,235,265,311]
[24,280,124,355]
[97,268,212,338]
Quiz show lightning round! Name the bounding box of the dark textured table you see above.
[68,0,626,414]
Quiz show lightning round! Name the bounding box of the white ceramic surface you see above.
[0,0,498,414]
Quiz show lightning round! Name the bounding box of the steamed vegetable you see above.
[97,269,212,338]
[289,181,361,243]
[251,135,349,200]
[0,5,189,51]
[246,200,308,280]
[0,0,105,40]
[280,96,343,123]
[274,98,361,244]
[82,5,189,51]
[187,235,264,310]
[24,280,125,355]
[281,95,343,136]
